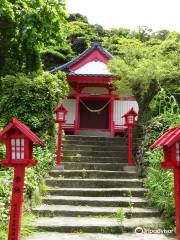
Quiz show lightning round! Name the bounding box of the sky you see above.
[67,0,180,32]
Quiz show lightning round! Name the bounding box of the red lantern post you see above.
[122,108,138,165]
[0,118,45,240]
[54,104,68,165]
[151,126,180,239]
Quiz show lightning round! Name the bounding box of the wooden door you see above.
[80,99,109,129]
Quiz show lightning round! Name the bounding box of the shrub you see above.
[0,70,69,239]
[0,71,69,136]
[140,111,180,229]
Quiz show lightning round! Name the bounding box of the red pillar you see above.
[56,124,62,165]
[110,96,115,138]
[74,94,79,135]
[8,166,25,240]
[174,167,180,240]
[128,126,133,165]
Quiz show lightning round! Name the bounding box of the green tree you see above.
[0,71,69,136]
[109,32,180,111]
[66,14,108,55]
[0,0,67,75]
[67,13,88,23]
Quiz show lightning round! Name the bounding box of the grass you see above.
[117,207,125,224]
[81,168,88,178]
[21,212,36,238]
[58,174,65,180]
[72,153,81,162]
[0,210,35,240]
[127,190,134,218]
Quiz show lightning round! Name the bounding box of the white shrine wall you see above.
[114,99,139,126]
[63,97,139,129]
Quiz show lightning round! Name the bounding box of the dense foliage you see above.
[0,70,69,239]
[0,71,68,136]
[0,1,69,238]
[109,33,180,110]
[0,0,67,75]
[136,90,180,229]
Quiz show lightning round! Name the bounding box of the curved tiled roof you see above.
[0,118,45,146]
[50,42,113,74]
[67,72,113,77]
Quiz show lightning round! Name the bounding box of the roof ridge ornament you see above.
[92,41,101,48]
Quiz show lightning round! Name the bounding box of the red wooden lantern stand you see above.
[54,104,68,165]
[122,108,138,166]
[151,126,180,239]
[0,118,45,240]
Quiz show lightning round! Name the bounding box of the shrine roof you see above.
[67,72,113,77]
[151,126,180,148]
[0,118,45,146]
[50,42,113,75]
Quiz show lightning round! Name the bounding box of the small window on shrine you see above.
[176,142,180,162]
[11,139,25,160]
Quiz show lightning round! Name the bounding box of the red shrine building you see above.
[51,42,139,137]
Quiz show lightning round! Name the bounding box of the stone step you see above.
[25,232,176,240]
[45,178,142,188]
[32,216,163,234]
[62,156,127,163]
[60,162,133,171]
[62,144,128,151]
[33,204,160,218]
[64,135,141,143]
[65,135,127,142]
[62,150,128,158]
[49,170,138,179]
[42,196,146,207]
[64,140,128,146]
[77,130,111,137]
[47,187,146,197]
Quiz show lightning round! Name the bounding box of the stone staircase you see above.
[26,135,171,240]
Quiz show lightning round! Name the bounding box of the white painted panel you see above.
[114,100,139,125]
[74,61,111,75]
[63,99,76,124]
[82,87,109,94]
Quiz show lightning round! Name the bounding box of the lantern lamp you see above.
[0,117,45,240]
[122,108,138,166]
[122,108,138,126]
[0,117,45,167]
[54,104,68,123]
[54,103,68,165]
[151,126,180,169]
[151,126,180,240]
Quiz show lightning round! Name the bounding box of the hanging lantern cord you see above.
[79,98,112,113]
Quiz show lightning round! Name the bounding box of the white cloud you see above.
[67,0,180,31]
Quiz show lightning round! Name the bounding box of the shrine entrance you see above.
[79,98,110,130]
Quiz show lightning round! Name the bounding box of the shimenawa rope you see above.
[79,98,111,113]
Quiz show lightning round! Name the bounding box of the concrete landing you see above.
[25,232,176,240]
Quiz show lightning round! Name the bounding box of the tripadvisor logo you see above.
[135,227,143,234]
[135,227,174,234]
